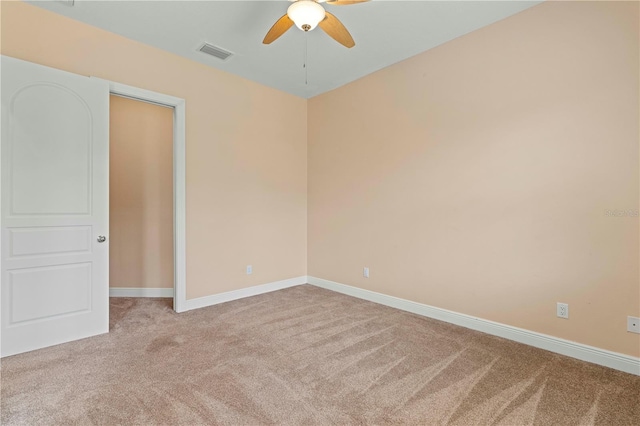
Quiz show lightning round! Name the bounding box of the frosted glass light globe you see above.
[287,0,326,32]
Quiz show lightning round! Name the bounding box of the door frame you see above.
[94,78,187,313]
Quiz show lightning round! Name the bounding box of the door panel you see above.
[10,83,92,216]
[8,263,91,324]
[8,226,92,258]
[1,55,109,357]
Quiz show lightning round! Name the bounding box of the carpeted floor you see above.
[1,285,639,425]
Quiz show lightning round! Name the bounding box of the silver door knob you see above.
[97,236,107,243]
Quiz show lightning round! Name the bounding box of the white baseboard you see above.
[307,276,640,376]
[109,287,174,298]
[183,276,307,312]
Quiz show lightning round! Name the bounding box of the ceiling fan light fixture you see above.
[287,0,326,32]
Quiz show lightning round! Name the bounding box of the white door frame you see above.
[94,78,187,313]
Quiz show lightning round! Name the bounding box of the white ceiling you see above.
[30,0,542,98]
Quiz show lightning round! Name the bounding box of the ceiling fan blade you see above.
[263,14,294,44]
[326,0,370,5]
[318,12,355,48]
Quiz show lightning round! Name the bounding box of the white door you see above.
[1,56,109,357]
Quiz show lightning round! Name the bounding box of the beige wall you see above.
[308,1,640,357]
[109,95,174,290]
[1,1,308,300]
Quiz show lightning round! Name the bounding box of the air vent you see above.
[198,43,233,61]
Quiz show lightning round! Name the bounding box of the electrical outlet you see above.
[363,267,369,278]
[628,316,640,334]
[246,265,252,275]
[557,302,569,319]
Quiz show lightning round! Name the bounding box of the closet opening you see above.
[109,94,175,305]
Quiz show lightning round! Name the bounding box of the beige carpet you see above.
[1,285,638,425]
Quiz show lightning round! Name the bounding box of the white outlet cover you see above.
[363,267,369,278]
[246,265,252,275]
[557,302,569,319]
[628,316,640,334]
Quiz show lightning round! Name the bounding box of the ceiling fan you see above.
[263,0,369,49]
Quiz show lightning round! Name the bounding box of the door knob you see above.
[97,236,107,243]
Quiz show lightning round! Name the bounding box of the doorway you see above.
[109,95,174,299]
[98,79,187,313]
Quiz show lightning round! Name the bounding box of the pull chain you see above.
[304,34,308,85]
